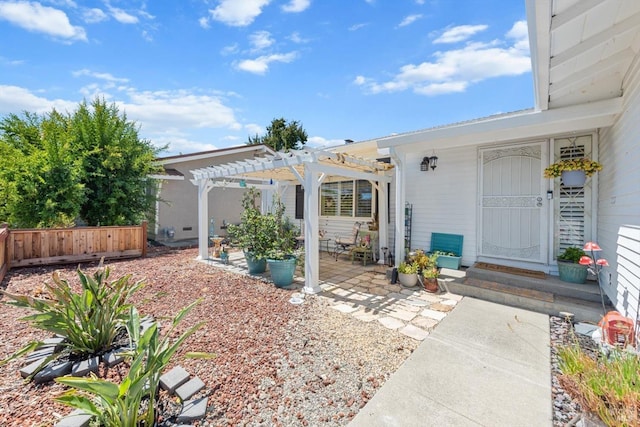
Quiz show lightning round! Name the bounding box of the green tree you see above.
[72,98,161,226]
[0,97,162,227]
[0,111,84,227]
[247,117,307,151]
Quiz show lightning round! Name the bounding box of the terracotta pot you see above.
[423,277,439,293]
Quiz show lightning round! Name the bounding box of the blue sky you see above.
[0,0,533,156]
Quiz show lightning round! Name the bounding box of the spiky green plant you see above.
[1,261,143,375]
[55,301,208,426]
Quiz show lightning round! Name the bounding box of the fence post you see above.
[0,223,9,283]
[141,221,148,257]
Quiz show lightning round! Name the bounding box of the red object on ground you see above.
[598,311,636,346]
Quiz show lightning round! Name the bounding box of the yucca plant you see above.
[0,261,143,373]
[55,300,207,426]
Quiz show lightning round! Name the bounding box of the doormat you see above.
[473,262,546,279]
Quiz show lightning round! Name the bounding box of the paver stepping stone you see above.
[441,299,458,306]
[72,356,100,377]
[34,360,72,384]
[441,292,463,301]
[412,316,439,329]
[420,308,447,321]
[102,348,128,367]
[400,324,429,341]
[388,309,417,322]
[160,365,191,393]
[352,309,380,322]
[25,346,56,364]
[177,397,208,422]
[331,303,359,314]
[404,299,428,307]
[377,316,405,330]
[20,358,47,379]
[430,302,454,312]
[55,409,92,427]
[176,376,205,401]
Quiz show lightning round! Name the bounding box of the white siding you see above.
[597,59,640,321]
[404,146,477,267]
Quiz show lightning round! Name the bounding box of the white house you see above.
[187,0,640,322]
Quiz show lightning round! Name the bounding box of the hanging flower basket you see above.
[543,158,602,179]
[561,170,586,187]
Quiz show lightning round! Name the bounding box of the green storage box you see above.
[429,233,463,270]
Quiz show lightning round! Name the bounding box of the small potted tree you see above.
[419,252,440,293]
[264,197,298,288]
[227,188,275,274]
[557,246,589,284]
[397,261,419,287]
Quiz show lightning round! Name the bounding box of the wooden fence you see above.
[0,224,8,283]
[1,222,147,271]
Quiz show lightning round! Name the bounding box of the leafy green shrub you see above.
[1,262,143,371]
[55,301,207,426]
[557,247,586,263]
[398,261,419,274]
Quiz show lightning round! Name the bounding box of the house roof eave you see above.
[377,97,622,152]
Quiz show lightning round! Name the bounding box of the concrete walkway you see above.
[349,297,552,427]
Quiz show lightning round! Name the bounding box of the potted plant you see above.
[422,265,440,293]
[556,246,589,284]
[226,188,274,274]
[543,158,602,186]
[264,194,298,288]
[397,261,419,288]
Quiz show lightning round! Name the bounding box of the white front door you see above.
[479,143,548,264]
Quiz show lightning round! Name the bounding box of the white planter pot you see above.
[398,272,418,287]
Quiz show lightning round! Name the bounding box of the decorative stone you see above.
[25,346,56,364]
[377,316,405,330]
[71,356,100,377]
[420,308,447,321]
[33,360,72,384]
[102,348,127,367]
[38,337,66,352]
[399,324,429,341]
[177,397,208,422]
[20,358,47,378]
[54,410,92,427]
[175,376,205,401]
[160,365,191,393]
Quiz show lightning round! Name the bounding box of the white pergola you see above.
[190,148,394,294]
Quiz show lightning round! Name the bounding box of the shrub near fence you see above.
[4,222,147,269]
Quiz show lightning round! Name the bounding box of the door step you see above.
[438,268,611,323]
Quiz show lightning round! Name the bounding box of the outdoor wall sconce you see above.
[421,155,438,171]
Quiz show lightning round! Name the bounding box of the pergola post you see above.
[377,177,389,264]
[196,179,210,260]
[303,163,321,294]
[392,149,406,266]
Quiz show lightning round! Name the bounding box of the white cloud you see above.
[235,52,297,74]
[306,136,343,148]
[72,68,129,83]
[249,30,274,51]
[151,132,219,154]
[108,6,138,24]
[199,16,210,29]
[245,123,263,136]
[0,1,86,41]
[398,14,422,28]
[82,7,108,23]
[220,43,239,55]
[358,22,530,97]
[0,85,78,114]
[507,20,529,52]
[281,0,310,13]
[434,24,488,44]
[288,31,307,44]
[209,0,271,27]
[349,23,368,31]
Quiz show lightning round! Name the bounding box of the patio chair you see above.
[334,222,362,261]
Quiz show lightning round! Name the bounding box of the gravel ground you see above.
[0,246,602,426]
[0,247,417,426]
